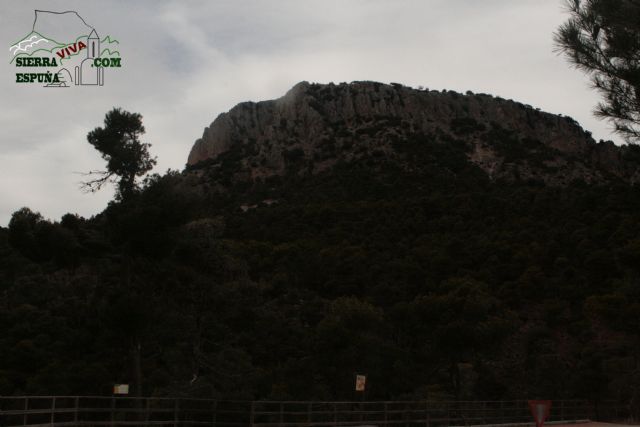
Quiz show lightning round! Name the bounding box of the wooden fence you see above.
[0,396,626,427]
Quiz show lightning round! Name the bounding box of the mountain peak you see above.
[32,9,93,44]
[187,81,640,185]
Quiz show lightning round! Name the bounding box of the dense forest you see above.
[2,117,640,406]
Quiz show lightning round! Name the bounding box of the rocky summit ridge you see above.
[187,81,640,185]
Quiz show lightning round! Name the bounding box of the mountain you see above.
[9,11,96,63]
[9,31,64,61]
[31,10,93,46]
[3,81,640,403]
[188,81,640,185]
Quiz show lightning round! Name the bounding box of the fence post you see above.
[384,402,388,427]
[279,402,283,427]
[424,401,428,427]
[74,397,79,427]
[212,400,217,427]
[250,401,255,427]
[110,397,115,427]
[333,403,337,427]
[23,397,28,426]
[144,398,150,426]
[173,399,179,427]
[50,397,56,427]
[307,402,312,425]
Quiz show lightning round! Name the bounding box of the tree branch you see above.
[75,170,116,194]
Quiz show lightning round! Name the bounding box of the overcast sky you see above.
[0,0,623,226]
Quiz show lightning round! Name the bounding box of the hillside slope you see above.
[2,82,640,404]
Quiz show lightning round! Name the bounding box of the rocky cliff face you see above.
[187,81,640,185]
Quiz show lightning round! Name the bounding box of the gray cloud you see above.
[0,0,622,225]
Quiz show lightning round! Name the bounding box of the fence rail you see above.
[0,397,631,427]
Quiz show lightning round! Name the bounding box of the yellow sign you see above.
[355,375,366,391]
[113,384,129,395]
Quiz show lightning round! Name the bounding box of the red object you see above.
[528,400,552,427]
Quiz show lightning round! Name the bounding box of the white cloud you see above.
[0,0,623,226]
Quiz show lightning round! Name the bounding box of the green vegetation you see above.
[1,107,640,409]
[82,108,157,200]
[555,0,640,143]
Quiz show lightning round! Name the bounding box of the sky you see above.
[0,0,624,226]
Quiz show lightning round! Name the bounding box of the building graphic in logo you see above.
[76,29,104,86]
[9,10,122,87]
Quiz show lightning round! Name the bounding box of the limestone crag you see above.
[187,81,640,185]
